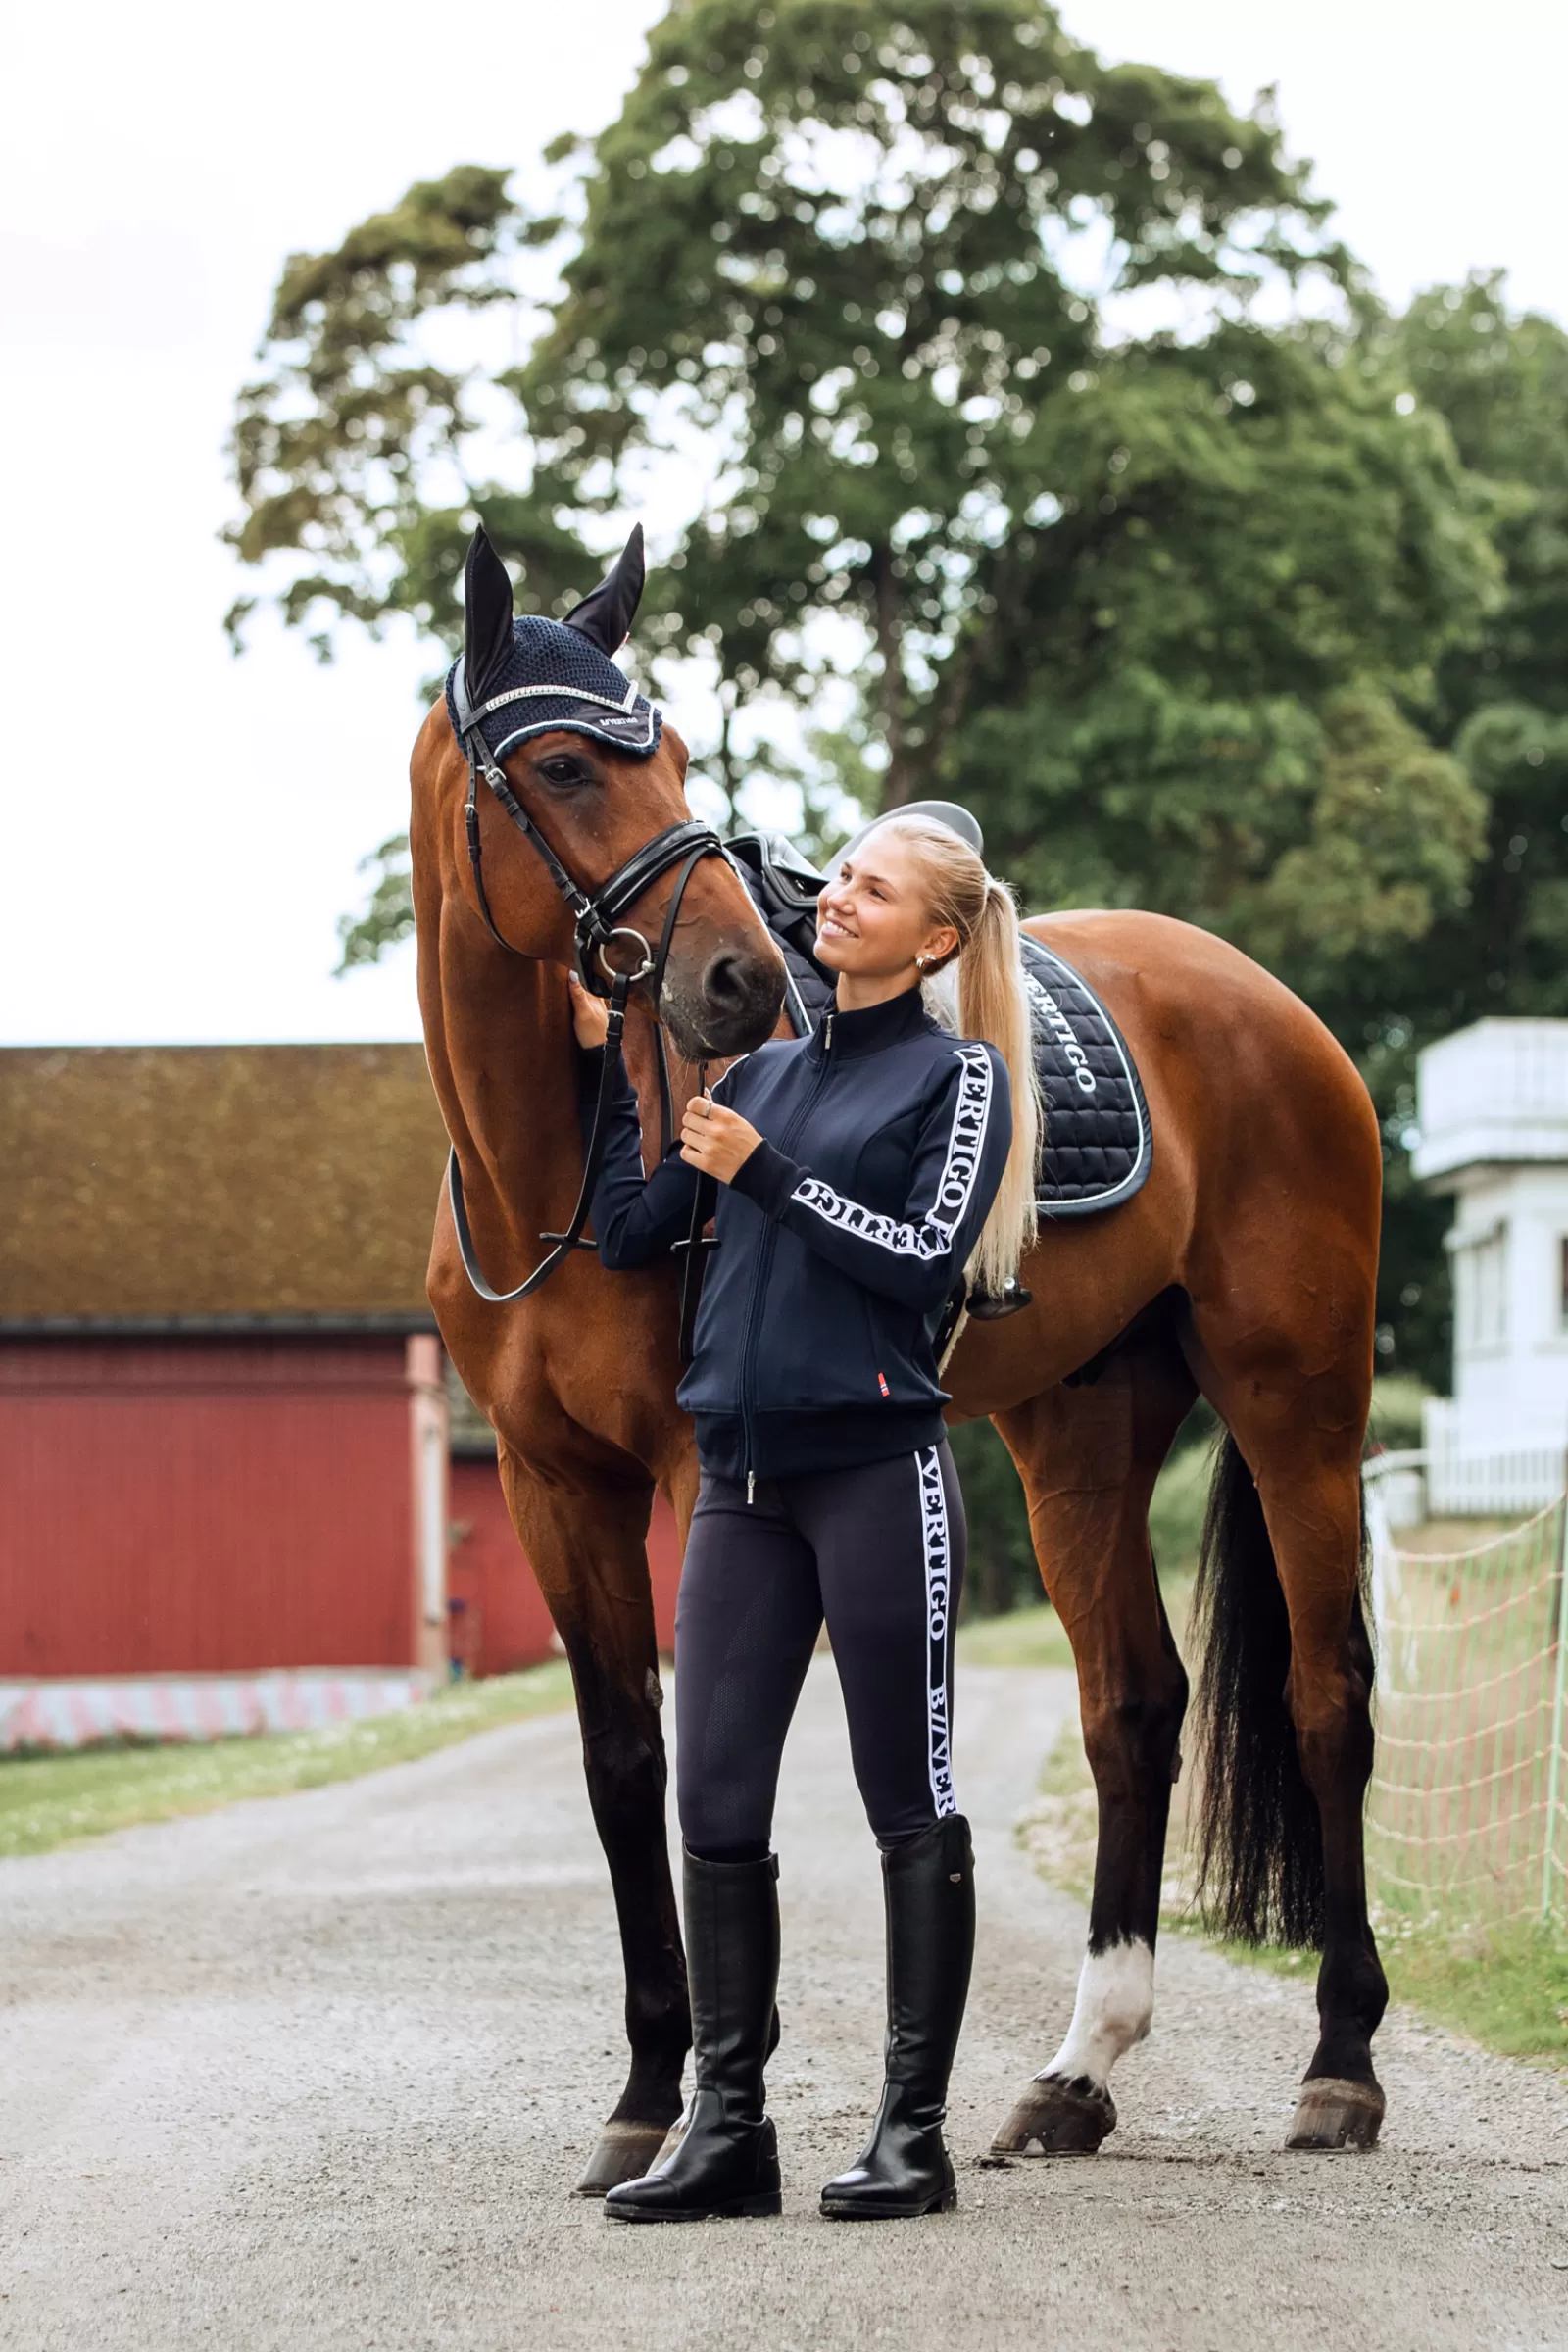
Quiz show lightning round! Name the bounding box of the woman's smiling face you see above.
[814,826,958,980]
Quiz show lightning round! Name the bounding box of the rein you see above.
[445,668,727,1306]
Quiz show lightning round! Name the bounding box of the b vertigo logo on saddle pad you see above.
[1021,937,1152,1220]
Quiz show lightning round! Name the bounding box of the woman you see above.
[567,814,1041,2224]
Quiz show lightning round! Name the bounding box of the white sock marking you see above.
[1043,1937,1154,2088]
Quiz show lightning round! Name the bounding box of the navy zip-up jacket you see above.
[582,985,1012,1485]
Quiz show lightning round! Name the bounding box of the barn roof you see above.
[0,1045,449,1330]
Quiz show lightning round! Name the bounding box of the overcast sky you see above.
[2,0,1561,1046]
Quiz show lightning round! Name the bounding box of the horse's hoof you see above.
[572,2120,676,2196]
[990,2073,1117,2158]
[1285,2076,1385,2152]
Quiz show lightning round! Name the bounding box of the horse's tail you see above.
[1190,1434,1363,1948]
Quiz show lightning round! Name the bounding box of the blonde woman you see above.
[568,813,1040,2225]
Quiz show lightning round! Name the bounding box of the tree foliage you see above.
[1394,277,1568,1025]
[227,3,1568,1387]
[1341,281,1568,1378]
[226,165,574,660]
[524,0,1351,800]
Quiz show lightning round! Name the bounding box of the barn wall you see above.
[447,1457,683,1676]
[0,1336,445,1678]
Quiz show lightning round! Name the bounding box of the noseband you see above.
[446,675,727,1306]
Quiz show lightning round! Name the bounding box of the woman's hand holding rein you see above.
[679,1095,762,1184]
[568,972,760,1184]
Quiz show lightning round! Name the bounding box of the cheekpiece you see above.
[445,616,662,763]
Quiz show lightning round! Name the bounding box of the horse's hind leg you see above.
[498,1443,691,2194]
[988,1326,1195,2157]
[1190,1344,1390,2151]
[1276,1463,1388,2150]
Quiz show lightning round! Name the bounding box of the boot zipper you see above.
[738,1010,836,1501]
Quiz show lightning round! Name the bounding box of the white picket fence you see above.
[1419,1401,1568,1518]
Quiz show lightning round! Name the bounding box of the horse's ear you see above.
[563,525,645,654]
[463,526,515,701]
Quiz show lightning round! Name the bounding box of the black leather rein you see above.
[445,671,726,1306]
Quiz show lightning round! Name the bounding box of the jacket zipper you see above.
[739,1010,835,1501]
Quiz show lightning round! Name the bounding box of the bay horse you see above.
[415,529,1387,2193]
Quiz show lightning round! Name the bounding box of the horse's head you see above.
[419,525,786,1061]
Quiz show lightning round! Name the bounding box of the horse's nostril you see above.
[687,946,784,1054]
[704,951,749,1010]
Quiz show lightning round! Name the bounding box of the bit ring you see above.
[597,927,656,984]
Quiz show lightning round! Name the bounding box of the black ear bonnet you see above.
[446,525,662,761]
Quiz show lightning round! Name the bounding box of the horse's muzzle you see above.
[662,944,786,1061]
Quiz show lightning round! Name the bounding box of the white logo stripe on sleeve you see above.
[788,1046,993,1259]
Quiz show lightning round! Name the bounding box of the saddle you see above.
[725,833,1152,1221]
[723,832,836,1035]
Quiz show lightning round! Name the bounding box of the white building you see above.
[1412,1018,1568,1511]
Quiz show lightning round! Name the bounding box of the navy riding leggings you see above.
[674,1440,966,1859]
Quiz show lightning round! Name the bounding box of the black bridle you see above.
[446,670,727,1305]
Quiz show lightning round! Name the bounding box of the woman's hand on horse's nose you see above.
[680,1098,762,1184]
[566,971,611,1050]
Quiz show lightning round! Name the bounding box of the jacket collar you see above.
[806,983,936,1063]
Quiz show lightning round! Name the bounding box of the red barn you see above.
[0,1046,679,1745]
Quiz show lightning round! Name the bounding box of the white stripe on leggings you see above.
[916,1446,957,1818]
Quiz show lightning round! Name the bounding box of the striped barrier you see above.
[0,1670,433,1753]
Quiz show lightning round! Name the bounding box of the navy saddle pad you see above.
[1021,936,1152,1218]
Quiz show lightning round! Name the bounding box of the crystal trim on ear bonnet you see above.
[446,616,662,761]
[449,522,663,761]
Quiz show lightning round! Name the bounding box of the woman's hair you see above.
[863,814,1042,1294]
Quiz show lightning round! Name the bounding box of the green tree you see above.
[1340,280,1568,1381]
[523,0,1359,804]
[230,4,1359,815]
[226,164,574,660]
[1395,278,1568,1025]
[228,1,1520,1393]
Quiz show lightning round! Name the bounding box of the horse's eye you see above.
[538,755,588,789]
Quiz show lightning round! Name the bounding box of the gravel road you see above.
[3,1659,1567,2352]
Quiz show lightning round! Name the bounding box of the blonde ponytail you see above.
[862,816,1043,1293]
[956,877,1043,1294]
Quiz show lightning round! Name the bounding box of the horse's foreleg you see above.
[499,1446,691,2193]
[988,1333,1194,2158]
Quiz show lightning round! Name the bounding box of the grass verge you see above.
[0,1663,575,1862]
[959,1571,1196,1678]
[957,1602,1076,1672]
[1364,1916,1568,2064]
[1018,1710,1568,2071]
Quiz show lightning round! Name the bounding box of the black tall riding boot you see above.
[604,1849,782,2223]
[820,1815,975,2220]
